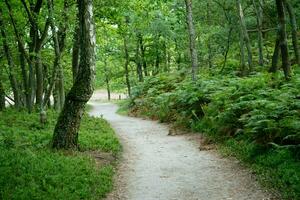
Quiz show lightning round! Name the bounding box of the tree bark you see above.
[253,0,264,66]
[104,58,111,101]
[72,22,81,83]
[139,34,148,76]
[0,10,21,109]
[283,0,300,67]
[135,34,143,82]
[237,0,253,72]
[276,0,291,79]
[269,34,280,73]
[0,81,5,111]
[52,0,96,149]
[207,2,213,69]
[185,0,198,80]
[124,35,131,97]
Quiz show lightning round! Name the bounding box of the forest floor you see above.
[88,92,277,200]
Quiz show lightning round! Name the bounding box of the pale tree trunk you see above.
[276,0,291,79]
[72,25,81,83]
[283,0,300,67]
[185,0,198,80]
[237,0,253,72]
[253,0,264,66]
[52,0,96,149]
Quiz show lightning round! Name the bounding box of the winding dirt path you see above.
[89,102,275,200]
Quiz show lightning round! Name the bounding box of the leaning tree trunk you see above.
[276,0,291,79]
[52,0,95,149]
[237,0,253,72]
[185,0,198,81]
[269,35,281,73]
[283,0,300,67]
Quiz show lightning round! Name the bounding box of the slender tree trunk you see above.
[237,0,253,72]
[175,39,182,70]
[135,34,143,82]
[0,80,5,111]
[35,52,44,108]
[18,42,31,111]
[283,0,300,67]
[253,0,264,66]
[269,35,280,73]
[207,2,213,68]
[104,58,111,101]
[52,0,96,149]
[0,12,21,108]
[139,34,148,76]
[239,27,247,74]
[185,0,198,80]
[276,0,291,79]
[221,27,233,72]
[123,35,131,97]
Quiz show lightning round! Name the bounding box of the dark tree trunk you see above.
[104,59,111,101]
[52,0,95,149]
[135,34,143,82]
[276,0,291,79]
[269,35,280,73]
[124,35,131,97]
[283,0,300,67]
[0,11,21,109]
[0,75,5,111]
[185,0,198,80]
[139,34,148,76]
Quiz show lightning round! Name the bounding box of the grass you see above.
[0,107,121,200]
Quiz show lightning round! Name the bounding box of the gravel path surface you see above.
[89,101,275,200]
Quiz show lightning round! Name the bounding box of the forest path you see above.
[88,101,274,200]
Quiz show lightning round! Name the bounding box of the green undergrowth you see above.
[124,71,300,199]
[0,108,121,200]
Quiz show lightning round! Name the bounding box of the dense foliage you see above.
[0,109,121,199]
[126,71,300,199]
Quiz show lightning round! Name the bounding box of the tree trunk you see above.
[18,42,32,112]
[237,0,253,72]
[0,71,5,111]
[139,34,148,76]
[269,35,280,73]
[104,58,111,101]
[276,0,291,79]
[135,34,143,82]
[253,0,264,66]
[52,0,95,149]
[207,2,213,68]
[72,24,81,83]
[185,0,198,80]
[0,12,21,109]
[283,0,300,67]
[123,35,131,97]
